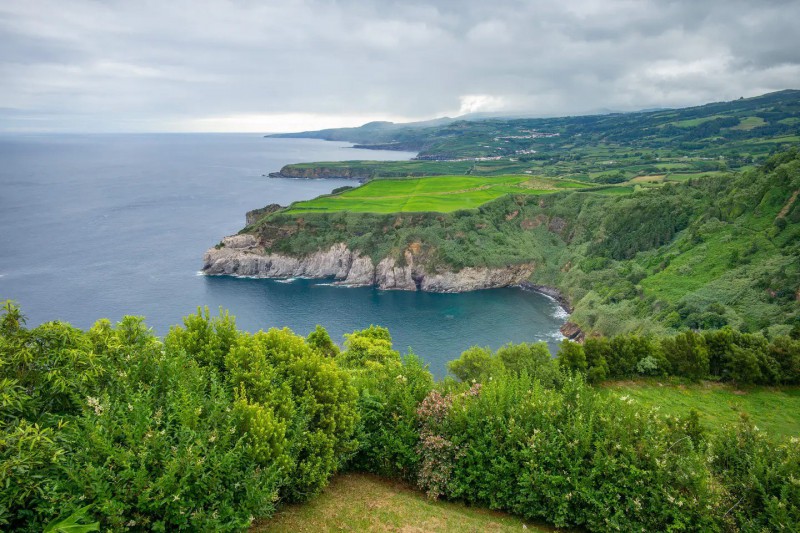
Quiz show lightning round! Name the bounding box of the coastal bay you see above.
[0,134,565,376]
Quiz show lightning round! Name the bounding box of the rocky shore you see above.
[203,235,536,293]
[517,282,584,342]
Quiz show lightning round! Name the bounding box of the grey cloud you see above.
[0,0,798,132]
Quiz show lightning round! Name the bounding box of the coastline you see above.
[202,235,584,341]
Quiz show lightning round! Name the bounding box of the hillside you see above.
[268,90,800,183]
[202,92,800,338]
[218,148,800,338]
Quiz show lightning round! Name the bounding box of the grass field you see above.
[731,116,767,130]
[669,115,726,128]
[286,175,587,214]
[602,380,800,438]
[253,473,556,533]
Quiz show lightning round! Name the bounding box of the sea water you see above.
[0,134,564,376]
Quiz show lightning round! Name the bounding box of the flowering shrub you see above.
[415,390,455,499]
[415,384,481,499]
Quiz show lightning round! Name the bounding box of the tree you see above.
[661,331,709,379]
[497,342,554,379]
[558,339,587,373]
[307,325,340,358]
[448,346,496,382]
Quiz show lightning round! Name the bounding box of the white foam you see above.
[275,277,297,284]
[195,271,205,276]
[319,282,365,289]
[552,306,570,320]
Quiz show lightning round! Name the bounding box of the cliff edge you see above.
[203,235,536,293]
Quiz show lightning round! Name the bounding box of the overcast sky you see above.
[1,0,799,133]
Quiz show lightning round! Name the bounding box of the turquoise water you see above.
[0,134,565,376]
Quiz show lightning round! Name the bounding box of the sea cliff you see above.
[268,166,372,180]
[203,235,536,293]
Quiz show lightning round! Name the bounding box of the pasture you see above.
[602,381,800,438]
[285,174,587,214]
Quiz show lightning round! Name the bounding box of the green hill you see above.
[269,90,800,183]
[247,148,800,337]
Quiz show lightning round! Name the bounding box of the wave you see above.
[313,281,367,289]
[274,277,297,284]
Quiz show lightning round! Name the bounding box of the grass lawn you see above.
[730,116,767,130]
[253,473,559,532]
[286,175,587,214]
[602,380,800,438]
[668,115,726,128]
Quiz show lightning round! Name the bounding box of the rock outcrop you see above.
[268,166,373,180]
[245,204,283,226]
[202,236,535,293]
[560,321,585,342]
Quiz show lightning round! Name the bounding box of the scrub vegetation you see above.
[2,304,797,531]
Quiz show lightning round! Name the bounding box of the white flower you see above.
[86,396,103,415]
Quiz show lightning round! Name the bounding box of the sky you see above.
[1,0,799,133]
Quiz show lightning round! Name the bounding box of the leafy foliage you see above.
[2,302,797,532]
[0,303,357,531]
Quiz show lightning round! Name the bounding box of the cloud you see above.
[0,0,798,132]
[458,95,506,114]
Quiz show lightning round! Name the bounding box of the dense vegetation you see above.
[245,94,800,339]
[249,148,800,337]
[2,303,798,531]
[447,330,800,387]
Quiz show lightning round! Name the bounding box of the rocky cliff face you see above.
[268,165,372,180]
[202,235,535,293]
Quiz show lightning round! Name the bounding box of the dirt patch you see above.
[777,189,799,219]
[547,216,567,234]
[630,174,665,183]
[521,214,548,230]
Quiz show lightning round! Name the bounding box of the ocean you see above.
[0,133,565,376]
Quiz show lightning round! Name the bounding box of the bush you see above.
[0,304,359,530]
[342,327,433,481]
[448,342,559,386]
[422,374,721,530]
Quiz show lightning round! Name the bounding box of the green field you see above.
[602,381,800,438]
[286,175,587,214]
[253,473,553,533]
